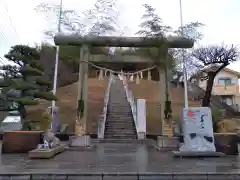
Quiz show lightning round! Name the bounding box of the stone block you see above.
[214,133,239,155]
[173,174,207,180]
[207,173,235,180]
[139,174,173,180]
[3,131,43,153]
[137,132,146,139]
[157,136,179,150]
[172,151,224,158]
[69,135,91,147]
[28,144,66,159]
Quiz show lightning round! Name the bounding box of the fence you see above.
[0,173,239,180]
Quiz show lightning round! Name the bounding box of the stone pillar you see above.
[75,47,84,136]
[158,67,165,135]
[75,45,88,136]
[82,45,89,134]
[157,46,173,136]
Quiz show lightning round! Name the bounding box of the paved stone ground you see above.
[0,143,240,179]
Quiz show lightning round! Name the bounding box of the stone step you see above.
[107,117,133,119]
[104,127,135,131]
[108,105,130,108]
[108,107,131,109]
[104,135,137,139]
[106,124,134,126]
[105,124,135,127]
[106,120,134,123]
[93,139,154,144]
[109,106,130,108]
[107,111,132,113]
[107,116,133,119]
[105,123,135,128]
[107,112,132,115]
[105,129,136,135]
[108,109,131,111]
[108,105,130,107]
[105,131,136,135]
[105,123,135,125]
[106,117,133,119]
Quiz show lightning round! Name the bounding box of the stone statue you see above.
[43,130,60,149]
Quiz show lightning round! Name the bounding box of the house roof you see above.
[192,64,240,79]
[222,68,240,77]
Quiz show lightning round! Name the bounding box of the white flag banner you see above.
[98,69,104,80]
[136,74,140,84]
[179,107,216,152]
[140,72,143,79]
[147,70,151,81]
[130,75,134,81]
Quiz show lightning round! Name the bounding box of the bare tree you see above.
[192,44,239,107]
[35,0,120,38]
[85,0,119,36]
[35,3,85,38]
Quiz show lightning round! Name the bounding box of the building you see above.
[193,66,240,111]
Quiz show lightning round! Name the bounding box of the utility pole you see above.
[51,0,63,128]
[179,0,189,108]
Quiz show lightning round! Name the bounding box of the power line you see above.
[0,57,6,66]
[3,1,20,41]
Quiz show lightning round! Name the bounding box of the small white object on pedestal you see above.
[69,135,91,147]
[136,99,146,139]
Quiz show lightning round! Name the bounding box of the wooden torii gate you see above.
[54,35,194,136]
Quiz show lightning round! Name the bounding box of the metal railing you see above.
[0,173,238,180]
[121,76,139,136]
[97,74,114,139]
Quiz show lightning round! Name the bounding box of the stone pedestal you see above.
[137,132,146,140]
[69,135,91,147]
[28,144,65,159]
[157,136,179,151]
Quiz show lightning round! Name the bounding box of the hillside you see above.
[128,80,201,134]
[27,78,237,134]
[27,78,108,133]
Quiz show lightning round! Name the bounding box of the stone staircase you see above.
[104,77,137,139]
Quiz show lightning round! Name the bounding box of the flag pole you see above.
[179,0,189,108]
[51,0,63,129]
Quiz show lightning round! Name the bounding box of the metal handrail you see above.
[98,74,114,139]
[121,76,138,134]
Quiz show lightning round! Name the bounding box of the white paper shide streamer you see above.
[136,74,140,84]
[98,69,104,80]
[130,75,134,82]
[147,70,152,81]
[140,72,143,79]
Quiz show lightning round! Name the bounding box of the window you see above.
[218,78,233,85]
[221,95,233,105]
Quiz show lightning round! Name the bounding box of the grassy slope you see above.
[27,78,237,134]
[27,78,108,133]
[128,80,200,134]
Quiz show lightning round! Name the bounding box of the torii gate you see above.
[54,35,194,136]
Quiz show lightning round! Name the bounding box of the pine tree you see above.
[0,45,57,128]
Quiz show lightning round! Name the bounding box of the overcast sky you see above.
[0,0,240,70]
